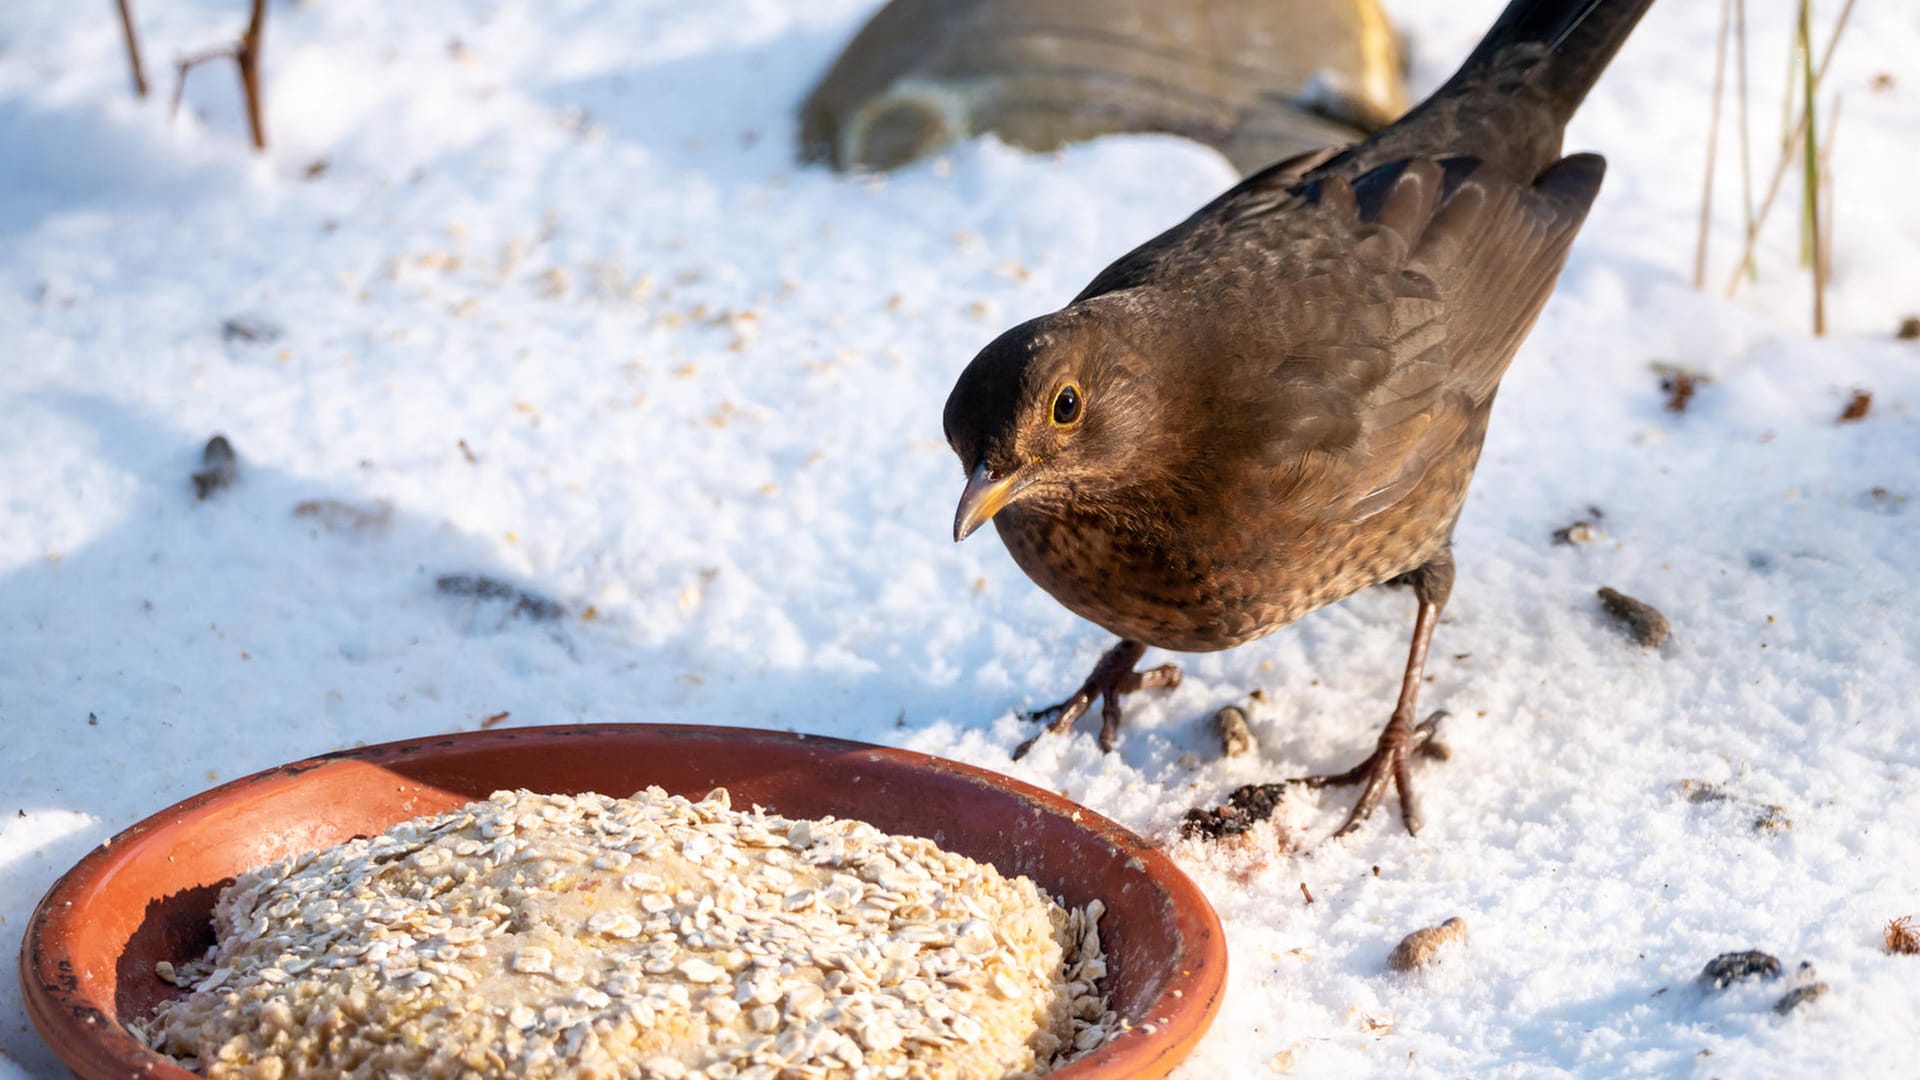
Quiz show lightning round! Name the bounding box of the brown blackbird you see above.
[942,0,1656,836]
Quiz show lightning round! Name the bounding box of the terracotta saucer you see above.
[21,724,1225,1078]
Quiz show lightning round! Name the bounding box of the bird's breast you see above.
[992,505,1299,652]
[992,474,1463,653]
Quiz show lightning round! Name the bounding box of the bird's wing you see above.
[1073,145,1344,304]
[1239,152,1606,525]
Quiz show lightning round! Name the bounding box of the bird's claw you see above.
[1011,689,1096,760]
[1290,709,1449,836]
[1018,694,1093,733]
[1010,641,1181,759]
[1182,711,1450,840]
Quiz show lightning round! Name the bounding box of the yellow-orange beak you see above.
[953,459,1033,542]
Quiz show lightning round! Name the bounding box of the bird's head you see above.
[942,302,1162,542]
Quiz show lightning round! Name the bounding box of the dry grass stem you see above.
[1816,92,1841,310]
[1796,0,1824,333]
[1694,0,1735,290]
[1887,916,1919,955]
[1724,0,1857,301]
[1734,0,1755,282]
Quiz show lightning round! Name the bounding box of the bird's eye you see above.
[1051,384,1082,427]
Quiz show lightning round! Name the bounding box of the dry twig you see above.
[170,0,269,151]
[236,0,267,150]
[115,0,148,98]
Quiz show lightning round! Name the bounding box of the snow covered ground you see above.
[3,0,1917,1075]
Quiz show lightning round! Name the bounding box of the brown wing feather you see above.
[1073,145,1344,303]
[1228,153,1604,525]
[1409,152,1606,403]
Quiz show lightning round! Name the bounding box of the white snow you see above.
[2,0,1917,1076]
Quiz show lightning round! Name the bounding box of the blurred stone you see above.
[801,0,1407,176]
[191,435,238,500]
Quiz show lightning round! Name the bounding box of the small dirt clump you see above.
[1698,949,1781,989]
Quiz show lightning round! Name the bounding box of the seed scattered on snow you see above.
[1387,916,1468,971]
[1774,982,1828,1014]
[1213,705,1255,758]
[1597,586,1670,648]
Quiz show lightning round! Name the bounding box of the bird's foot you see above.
[1181,710,1449,841]
[1293,709,1450,837]
[1011,640,1181,759]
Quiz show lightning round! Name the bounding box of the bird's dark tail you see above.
[1337,0,1656,181]
[1439,0,1658,128]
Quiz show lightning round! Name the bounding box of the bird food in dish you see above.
[141,787,1120,1079]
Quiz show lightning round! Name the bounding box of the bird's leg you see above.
[1295,552,1455,836]
[1012,639,1182,759]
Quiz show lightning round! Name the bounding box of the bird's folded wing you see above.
[1072,145,1343,303]
[1255,152,1605,525]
